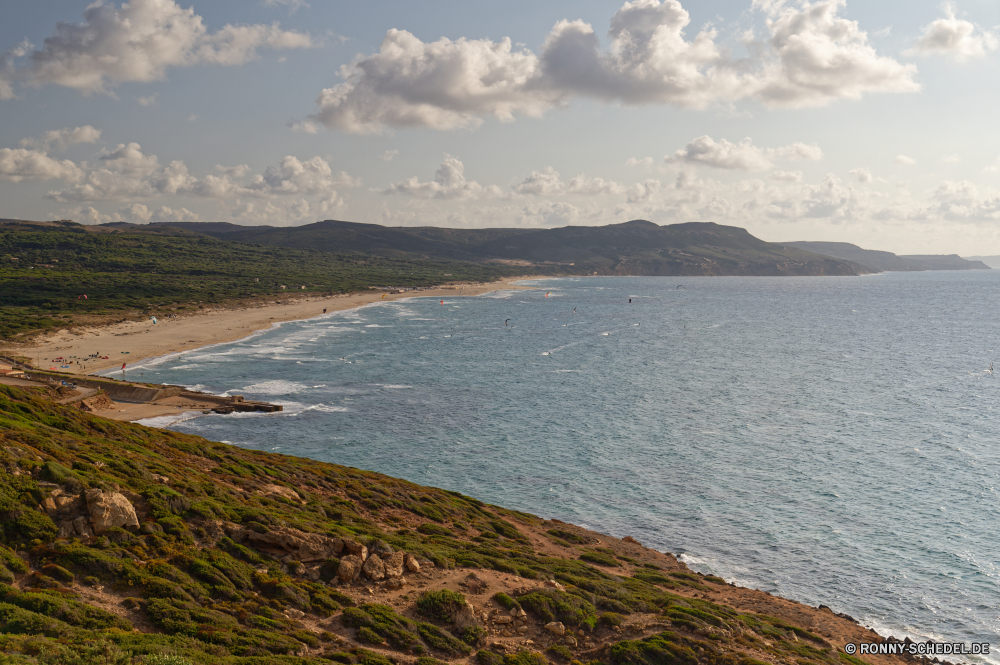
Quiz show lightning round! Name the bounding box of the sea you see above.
[108,272,1000,661]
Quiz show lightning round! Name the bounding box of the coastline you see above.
[5,276,548,421]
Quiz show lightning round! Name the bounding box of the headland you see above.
[0,381,927,665]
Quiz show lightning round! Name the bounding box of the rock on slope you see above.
[0,384,919,665]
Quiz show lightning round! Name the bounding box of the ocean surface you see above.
[112,272,1000,660]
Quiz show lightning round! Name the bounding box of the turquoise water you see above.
[119,273,1000,659]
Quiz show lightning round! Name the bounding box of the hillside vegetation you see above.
[0,384,896,665]
[0,221,530,340]
[161,220,868,278]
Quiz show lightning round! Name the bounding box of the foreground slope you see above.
[159,220,869,277]
[783,242,989,272]
[0,385,911,665]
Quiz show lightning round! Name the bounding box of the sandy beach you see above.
[4,278,543,421]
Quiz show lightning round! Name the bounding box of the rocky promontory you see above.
[0,384,921,665]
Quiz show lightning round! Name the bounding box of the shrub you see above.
[478,650,505,665]
[140,656,194,665]
[358,626,385,645]
[608,631,698,665]
[599,612,624,628]
[461,624,487,646]
[40,565,73,583]
[580,552,620,568]
[493,592,521,612]
[416,589,466,622]
[548,645,574,661]
[518,589,597,629]
[504,652,548,665]
[416,622,472,656]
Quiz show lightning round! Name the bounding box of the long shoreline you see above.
[8,277,548,376]
[5,277,550,421]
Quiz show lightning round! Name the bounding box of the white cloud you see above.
[514,167,565,196]
[311,29,554,133]
[850,167,873,182]
[666,136,820,171]
[381,150,399,162]
[0,0,312,96]
[907,4,997,61]
[513,167,626,196]
[136,94,158,107]
[627,179,662,203]
[153,205,200,222]
[44,143,359,204]
[0,148,83,182]
[61,206,115,225]
[119,202,153,222]
[771,170,803,181]
[305,0,916,133]
[773,142,823,161]
[751,0,919,107]
[667,137,773,170]
[538,1,740,108]
[984,156,1000,173]
[384,156,502,199]
[626,157,655,168]
[19,126,102,151]
[99,143,161,175]
[895,155,916,165]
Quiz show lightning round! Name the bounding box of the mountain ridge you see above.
[150,219,871,277]
[784,241,990,272]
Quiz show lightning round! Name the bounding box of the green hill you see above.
[0,221,529,340]
[0,383,889,665]
[156,220,869,277]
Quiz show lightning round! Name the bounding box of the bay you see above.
[118,272,1000,660]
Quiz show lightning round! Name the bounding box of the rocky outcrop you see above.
[382,552,405,579]
[545,621,566,636]
[85,489,140,533]
[228,525,344,562]
[338,555,363,582]
[258,484,304,504]
[342,539,368,561]
[362,554,386,581]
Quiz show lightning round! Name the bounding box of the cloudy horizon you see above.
[2,0,999,254]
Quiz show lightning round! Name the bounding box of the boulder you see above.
[259,484,305,504]
[343,539,368,561]
[362,553,385,581]
[338,555,363,582]
[545,622,566,636]
[230,525,343,562]
[404,553,421,573]
[453,600,479,630]
[382,552,405,579]
[85,489,139,533]
[58,515,94,539]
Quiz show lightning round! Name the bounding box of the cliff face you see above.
[0,384,909,665]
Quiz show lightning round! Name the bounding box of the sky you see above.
[1,0,999,254]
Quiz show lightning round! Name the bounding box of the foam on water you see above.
[128,274,1000,662]
[135,410,206,428]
